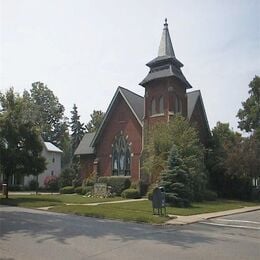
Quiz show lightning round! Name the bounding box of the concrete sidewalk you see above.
[166,205,260,225]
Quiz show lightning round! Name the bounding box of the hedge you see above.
[74,186,83,194]
[98,176,131,196]
[121,189,141,199]
[60,186,75,194]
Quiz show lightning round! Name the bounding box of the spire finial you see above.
[164,18,168,27]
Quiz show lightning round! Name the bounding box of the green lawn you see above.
[49,199,259,224]
[0,194,123,208]
[1,194,259,224]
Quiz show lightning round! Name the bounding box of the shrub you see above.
[83,186,93,195]
[28,179,39,190]
[60,186,75,194]
[147,191,153,201]
[44,176,59,191]
[74,186,83,194]
[8,185,23,191]
[82,175,96,187]
[203,189,218,201]
[130,180,149,196]
[98,176,131,196]
[59,168,75,187]
[121,188,141,199]
[165,192,190,207]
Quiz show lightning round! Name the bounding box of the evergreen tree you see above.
[86,110,104,133]
[143,115,206,200]
[160,145,192,207]
[70,104,86,152]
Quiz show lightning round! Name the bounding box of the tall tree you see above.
[86,110,104,133]
[0,88,46,198]
[237,75,260,134]
[208,122,253,199]
[143,115,206,200]
[29,81,67,147]
[70,104,86,152]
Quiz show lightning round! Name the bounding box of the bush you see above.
[165,192,190,207]
[82,176,96,187]
[28,179,39,190]
[98,177,131,196]
[74,186,83,194]
[83,186,93,195]
[203,189,218,201]
[147,191,153,201]
[60,186,75,194]
[8,185,23,191]
[121,188,141,199]
[44,176,59,191]
[130,180,149,196]
[59,168,75,187]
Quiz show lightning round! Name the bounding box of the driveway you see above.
[0,205,259,260]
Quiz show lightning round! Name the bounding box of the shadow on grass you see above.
[0,205,220,249]
[0,197,61,207]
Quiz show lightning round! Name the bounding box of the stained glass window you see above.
[112,134,131,176]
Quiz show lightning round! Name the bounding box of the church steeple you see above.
[140,19,191,89]
[158,18,175,57]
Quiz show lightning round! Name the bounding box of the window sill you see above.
[150,113,165,118]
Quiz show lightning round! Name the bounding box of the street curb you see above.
[165,206,260,225]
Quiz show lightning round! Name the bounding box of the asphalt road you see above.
[0,205,259,260]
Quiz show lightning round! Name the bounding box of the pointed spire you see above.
[158,18,175,57]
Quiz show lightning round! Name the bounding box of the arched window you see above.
[179,98,182,114]
[151,98,156,115]
[112,134,131,176]
[174,95,182,114]
[175,95,179,113]
[159,96,164,114]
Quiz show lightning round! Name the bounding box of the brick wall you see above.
[95,93,142,181]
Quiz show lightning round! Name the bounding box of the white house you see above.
[24,142,62,187]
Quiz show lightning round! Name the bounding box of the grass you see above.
[1,194,259,224]
[0,194,123,208]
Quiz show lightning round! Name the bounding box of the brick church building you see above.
[75,19,210,181]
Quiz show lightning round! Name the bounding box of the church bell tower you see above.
[140,19,192,137]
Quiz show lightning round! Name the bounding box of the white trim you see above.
[150,113,165,118]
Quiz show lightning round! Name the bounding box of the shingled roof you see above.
[187,90,210,131]
[91,87,144,147]
[74,132,95,155]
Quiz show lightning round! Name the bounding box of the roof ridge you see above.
[118,86,144,99]
[187,89,200,94]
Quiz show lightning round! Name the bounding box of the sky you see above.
[1,0,259,133]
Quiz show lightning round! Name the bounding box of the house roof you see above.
[44,142,62,153]
[91,87,144,146]
[187,90,210,132]
[74,132,95,155]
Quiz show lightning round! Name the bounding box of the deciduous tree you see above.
[0,88,46,198]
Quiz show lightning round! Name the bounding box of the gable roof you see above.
[44,142,62,153]
[74,132,95,155]
[187,90,210,132]
[119,87,144,122]
[91,87,144,146]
